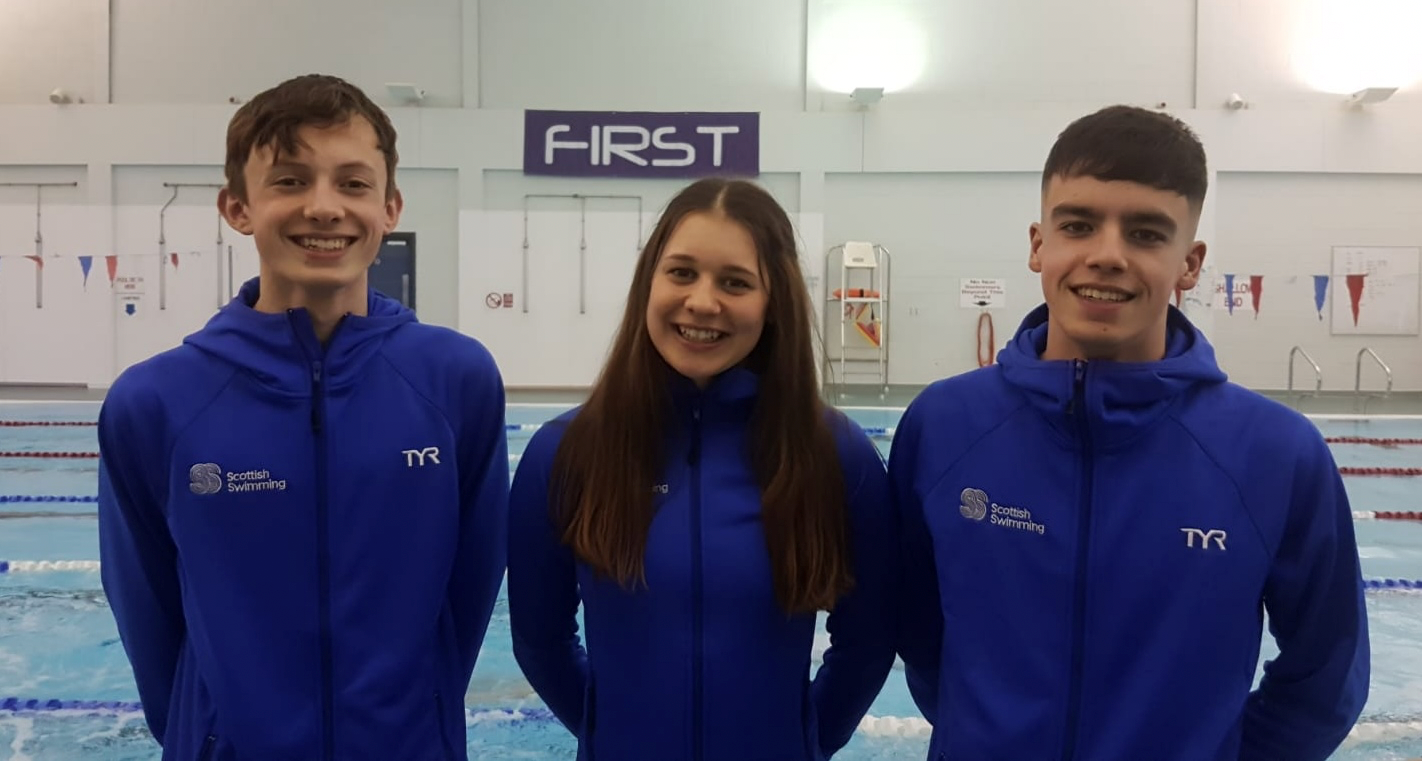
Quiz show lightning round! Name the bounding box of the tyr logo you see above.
[402,447,441,467]
[1180,528,1227,550]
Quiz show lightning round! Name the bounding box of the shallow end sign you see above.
[523,110,759,178]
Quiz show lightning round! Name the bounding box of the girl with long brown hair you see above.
[506,177,897,759]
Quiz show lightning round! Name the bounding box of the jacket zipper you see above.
[1060,359,1092,761]
[312,356,335,761]
[688,402,704,761]
[292,311,341,761]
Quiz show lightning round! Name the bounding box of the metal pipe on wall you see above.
[0,182,78,309]
[159,182,223,311]
[215,209,225,309]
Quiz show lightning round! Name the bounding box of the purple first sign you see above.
[523,110,760,178]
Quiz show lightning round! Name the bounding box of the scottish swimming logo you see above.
[960,487,1046,536]
[959,488,988,520]
[189,462,288,495]
[189,463,222,495]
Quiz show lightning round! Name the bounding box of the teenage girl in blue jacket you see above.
[507,177,897,760]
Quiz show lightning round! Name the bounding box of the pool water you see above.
[1,403,1419,760]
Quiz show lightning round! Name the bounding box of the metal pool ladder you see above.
[1354,347,1392,413]
[1287,346,1322,409]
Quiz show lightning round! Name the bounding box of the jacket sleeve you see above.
[1240,432,1369,760]
[811,419,898,756]
[506,422,589,733]
[887,401,943,722]
[95,385,185,744]
[447,347,512,686]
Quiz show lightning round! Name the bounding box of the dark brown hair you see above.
[552,178,853,616]
[223,74,399,201]
[1043,105,1208,212]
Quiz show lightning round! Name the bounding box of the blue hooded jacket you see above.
[891,305,1369,761]
[507,367,897,760]
[97,278,509,761]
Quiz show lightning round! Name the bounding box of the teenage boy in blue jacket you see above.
[97,74,509,761]
[891,104,1369,761]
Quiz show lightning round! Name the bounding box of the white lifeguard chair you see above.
[823,241,890,402]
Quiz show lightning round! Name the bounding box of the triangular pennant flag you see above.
[24,255,43,270]
[1346,274,1366,327]
[170,252,179,269]
[78,256,94,289]
[1249,276,1263,319]
[105,255,118,284]
[1313,275,1329,321]
[1224,274,1235,315]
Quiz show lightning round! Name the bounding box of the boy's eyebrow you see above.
[1049,203,1100,222]
[265,160,377,174]
[1050,204,1177,235]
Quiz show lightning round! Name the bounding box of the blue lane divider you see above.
[1363,578,1423,590]
[2,697,143,712]
[0,698,561,722]
[0,495,97,503]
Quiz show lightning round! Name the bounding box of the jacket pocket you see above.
[434,691,457,761]
[197,735,217,761]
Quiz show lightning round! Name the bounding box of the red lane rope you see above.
[1324,436,1421,447]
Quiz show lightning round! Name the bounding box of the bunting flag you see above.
[105,255,118,285]
[1313,275,1329,321]
[24,255,43,270]
[1346,274,1366,327]
[78,256,93,289]
[170,252,180,269]
[1249,275,1263,318]
[1224,274,1235,315]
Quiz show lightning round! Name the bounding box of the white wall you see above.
[1213,172,1422,392]
[461,172,804,386]
[823,173,1041,379]
[0,0,1418,390]
[478,0,806,111]
[110,0,467,107]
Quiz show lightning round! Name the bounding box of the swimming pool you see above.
[1,401,1419,760]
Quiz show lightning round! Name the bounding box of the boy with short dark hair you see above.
[891,104,1369,761]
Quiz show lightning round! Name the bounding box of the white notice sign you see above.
[960,278,1006,308]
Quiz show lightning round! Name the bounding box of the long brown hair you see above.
[551,178,853,616]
